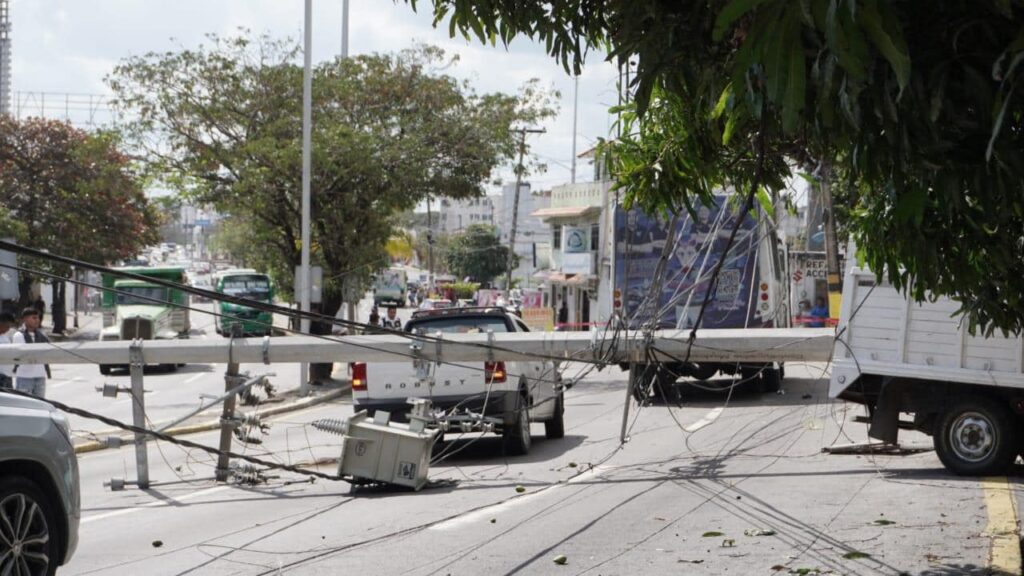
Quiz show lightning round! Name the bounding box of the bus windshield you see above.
[116,286,168,306]
[221,276,271,301]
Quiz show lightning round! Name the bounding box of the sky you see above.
[7,0,623,194]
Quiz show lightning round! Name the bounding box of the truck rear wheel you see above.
[759,365,783,394]
[503,393,531,456]
[934,395,1017,476]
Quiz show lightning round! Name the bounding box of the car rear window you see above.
[407,315,510,334]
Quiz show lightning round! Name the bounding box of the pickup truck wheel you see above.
[98,364,111,376]
[544,394,565,440]
[934,396,1017,476]
[503,394,531,456]
[0,475,61,576]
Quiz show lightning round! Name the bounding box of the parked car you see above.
[352,307,564,455]
[417,298,454,311]
[0,392,81,574]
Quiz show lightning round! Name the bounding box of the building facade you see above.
[496,182,551,288]
[438,196,497,234]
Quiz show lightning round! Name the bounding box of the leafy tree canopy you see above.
[407,0,1024,334]
[108,34,557,315]
[0,116,160,303]
[445,223,514,284]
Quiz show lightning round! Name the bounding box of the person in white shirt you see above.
[12,308,51,397]
[0,311,14,389]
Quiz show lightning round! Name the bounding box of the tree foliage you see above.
[407,0,1024,334]
[0,116,160,304]
[108,34,557,315]
[445,224,513,283]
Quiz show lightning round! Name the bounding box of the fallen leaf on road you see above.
[702,531,725,537]
[515,485,526,493]
[679,559,704,564]
[152,540,163,548]
[721,539,736,547]
[842,551,871,560]
[873,519,895,526]
[553,555,567,565]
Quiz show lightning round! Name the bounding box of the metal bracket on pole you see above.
[620,364,636,444]
[216,325,243,482]
[129,339,150,488]
[486,329,495,363]
[262,335,271,365]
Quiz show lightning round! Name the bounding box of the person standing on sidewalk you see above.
[12,308,51,397]
[0,311,15,389]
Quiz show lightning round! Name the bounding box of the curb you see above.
[74,385,349,455]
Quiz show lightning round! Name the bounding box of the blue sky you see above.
[9,0,622,193]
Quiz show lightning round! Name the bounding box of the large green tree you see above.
[0,116,160,318]
[407,0,1024,334]
[445,224,514,283]
[108,34,557,319]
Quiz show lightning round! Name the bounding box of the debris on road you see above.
[553,554,567,565]
[744,528,777,536]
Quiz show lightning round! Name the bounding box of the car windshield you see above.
[221,276,271,300]
[115,286,168,305]
[407,315,509,334]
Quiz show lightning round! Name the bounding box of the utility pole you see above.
[570,75,579,184]
[299,0,313,395]
[504,127,546,292]
[0,0,11,116]
[819,161,843,319]
[426,196,434,296]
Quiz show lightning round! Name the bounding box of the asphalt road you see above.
[59,362,1013,576]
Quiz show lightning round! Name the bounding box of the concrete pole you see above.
[299,0,313,395]
[341,0,350,58]
[570,76,579,184]
[504,128,545,292]
[128,342,149,488]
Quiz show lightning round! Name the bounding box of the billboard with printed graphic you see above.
[613,196,769,330]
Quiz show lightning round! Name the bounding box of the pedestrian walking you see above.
[0,311,15,389]
[12,308,51,397]
[381,306,403,330]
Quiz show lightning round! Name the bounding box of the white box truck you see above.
[830,267,1024,475]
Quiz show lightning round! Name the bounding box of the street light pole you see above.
[341,0,349,58]
[504,127,545,292]
[299,0,313,396]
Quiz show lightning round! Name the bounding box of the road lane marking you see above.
[982,476,1022,576]
[81,485,229,525]
[430,465,607,531]
[184,373,205,384]
[684,407,724,432]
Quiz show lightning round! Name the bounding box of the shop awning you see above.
[530,206,601,219]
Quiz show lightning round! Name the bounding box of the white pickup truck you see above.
[831,267,1024,475]
[350,307,564,455]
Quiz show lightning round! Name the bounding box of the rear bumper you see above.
[355,391,518,426]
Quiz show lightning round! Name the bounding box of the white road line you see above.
[430,465,607,531]
[81,485,229,525]
[184,373,205,384]
[684,406,724,432]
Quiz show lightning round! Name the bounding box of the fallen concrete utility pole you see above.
[0,328,836,366]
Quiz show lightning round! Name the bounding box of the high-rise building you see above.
[0,0,11,116]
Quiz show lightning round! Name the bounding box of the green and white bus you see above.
[214,269,274,336]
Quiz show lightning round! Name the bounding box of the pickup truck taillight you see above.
[484,361,507,383]
[350,362,367,391]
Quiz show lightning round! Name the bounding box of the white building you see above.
[496,182,551,288]
[438,196,496,234]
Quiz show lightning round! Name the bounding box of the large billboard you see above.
[614,197,762,330]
